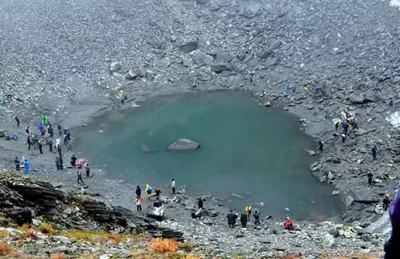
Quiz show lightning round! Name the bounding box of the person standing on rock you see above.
[48,124,54,138]
[372,145,377,160]
[171,178,176,194]
[240,211,248,228]
[318,140,324,152]
[245,204,252,220]
[27,136,32,150]
[253,209,261,228]
[343,121,349,135]
[227,210,237,228]
[48,140,53,153]
[198,198,204,209]
[14,156,20,171]
[136,186,142,198]
[41,115,48,126]
[384,194,391,211]
[14,115,20,128]
[57,145,62,159]
[77,171,85,185]
[24,159,30,175]
[57,125,62,136]
[25,126,30,136]
[155,187,162,198]
[367,172,373,185]
[384,192,400,258]
[136,197,142,212]
[335,121,340,132]
[85,163,90,177]
[38,141,43,154]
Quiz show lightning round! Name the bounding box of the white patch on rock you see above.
[386,111,400,127]
[390,0,400,9]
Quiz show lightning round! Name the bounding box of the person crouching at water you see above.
[70,154,77,167]
[384,192,400,258]
[135,197,142,212]
[145,184,152,199]
[227,210,237,228]
[284,217,294,230]
[240,211,248,228]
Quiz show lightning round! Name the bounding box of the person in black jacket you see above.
[227,210,238,228]
[240,212,248,228]
[198,198,204,209]
[135,186,142,198]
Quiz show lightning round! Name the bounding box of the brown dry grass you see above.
[0,231,7,239]
[35,222,54,235]
[65,229,94,243]
[50,253,65,259]
[149,238,178,253]
[0,242,10,256]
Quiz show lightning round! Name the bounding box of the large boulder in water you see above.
[168,138,200,151]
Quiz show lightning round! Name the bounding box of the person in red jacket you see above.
[284,217,294,230]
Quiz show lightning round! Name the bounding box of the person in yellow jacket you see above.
[245,204,252,220]
[118,90,125,104]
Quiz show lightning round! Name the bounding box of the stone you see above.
[332,190,340,196]
[263,102,271,107]
[179,41,198,53]
[168,139,200,151]
[63,208,72,215]
[260,40,282,59]
[322,233,335,248]
[327,172,334,180]
[306,150,316,156]
[348,91,376,104]
[355,128,368,136]
[329,228,340,238]
[145,70,155,81]
[393,156,400,163]
[0,131,5,138]
[48,245,74,254]
[99,255,112,259]
[51,235,72,244]
[125,70,144,80]
[109,62,122,72]
[210,64,231,74]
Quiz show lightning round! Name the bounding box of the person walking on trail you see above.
[240,211,248,228]
[384,194,391,211]
[343,121,349,135]
[227,210,238,228]
[14,157,20,171]
[24,159,30,175]
[254,209,261,228]
[64,133,69,146]
[57,145,62,158]
[341,133,346,143]
[57,125,62,136]
[42,115,48,126]
[367,172,373,185]
[136,197,142,212]
[372,145,377,160]
[48,140,53,153]
[70,154,77,167]
[245,204,252,220]
[171,178,176,194]
[25,126,30,136]
[318,140,324,152]
[136,186,142,198]
[27,136,32,150]
[384,192,400,258]
[85,163,90,177]
[77,171,85,185]
[14,115,20,128]
[48,124,54,138]
[198,198,204,209]
[38,142,43,154]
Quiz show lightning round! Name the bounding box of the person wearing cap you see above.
[284,217,294,230]
[245,204,252,220]
[384,193,400,258]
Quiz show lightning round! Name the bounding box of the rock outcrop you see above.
[168,138,200,151]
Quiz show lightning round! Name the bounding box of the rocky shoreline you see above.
[2,0,400,257]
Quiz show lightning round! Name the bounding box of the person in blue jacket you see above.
[24,159,30,175]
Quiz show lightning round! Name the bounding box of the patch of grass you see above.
[149,238,178,253]
[35,222,54,235]
[179,242,195,252]
[9,250,21,258]
[105,233,122,245]
[0,242,10,256]
[50,253,65,259]
[65,229,94,243]
[0,231,8,239]
[19,224,38,240]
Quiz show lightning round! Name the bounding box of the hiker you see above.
[55,157,61,170]
[191,207,198,219]
[341,133,346,143]
[372,145,377,160]
[14,157,20,171]
[85,163,90,177]
[41,115,48,125]
[254,209,261,228]
[38,142,43,154]
[41,127,46,136]
[48,140,53,152]
[27,136,32,150]
[171,178,176,194]
[318,140,324,152]
[64,133,69,145]
[119,90,125,104]
[25,126,30,136]
[384,194,391,211]
[38,123,44,134]
[24,159,30,175]
[155,187,162,198]
[323,108,329,119]
[367,172,373,185]
[240,211,248,228]
[245,204,252,220]
[59,157,64,170]
[14,115,20,127]
[384,192,400,258]
[284,217,294,230]
[57,125,62,136]
[227,210,238,228]
[353,119,359,130]
[389,98,394,107]
[145,184,152,199]
[198,198,204,209]
[57,145,62,158]
[135,186,142,198]
[335,121,340,131]
[136,197,142,212]
[77,171,85,185]
[343,121,349,135]
[153,198,162,208]
[55,137,61,148]
[48,124,53,138]
[66,129,71,142]
[70,154,77,167]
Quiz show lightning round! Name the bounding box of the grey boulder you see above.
[168,138,200,151]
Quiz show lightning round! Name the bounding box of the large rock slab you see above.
[168,138,200,151]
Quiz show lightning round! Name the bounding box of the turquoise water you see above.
[75,91,344,219]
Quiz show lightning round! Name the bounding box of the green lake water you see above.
[75,91,344,219]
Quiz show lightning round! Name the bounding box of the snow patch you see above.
[386,111,400,127]
[390,0,400,8]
